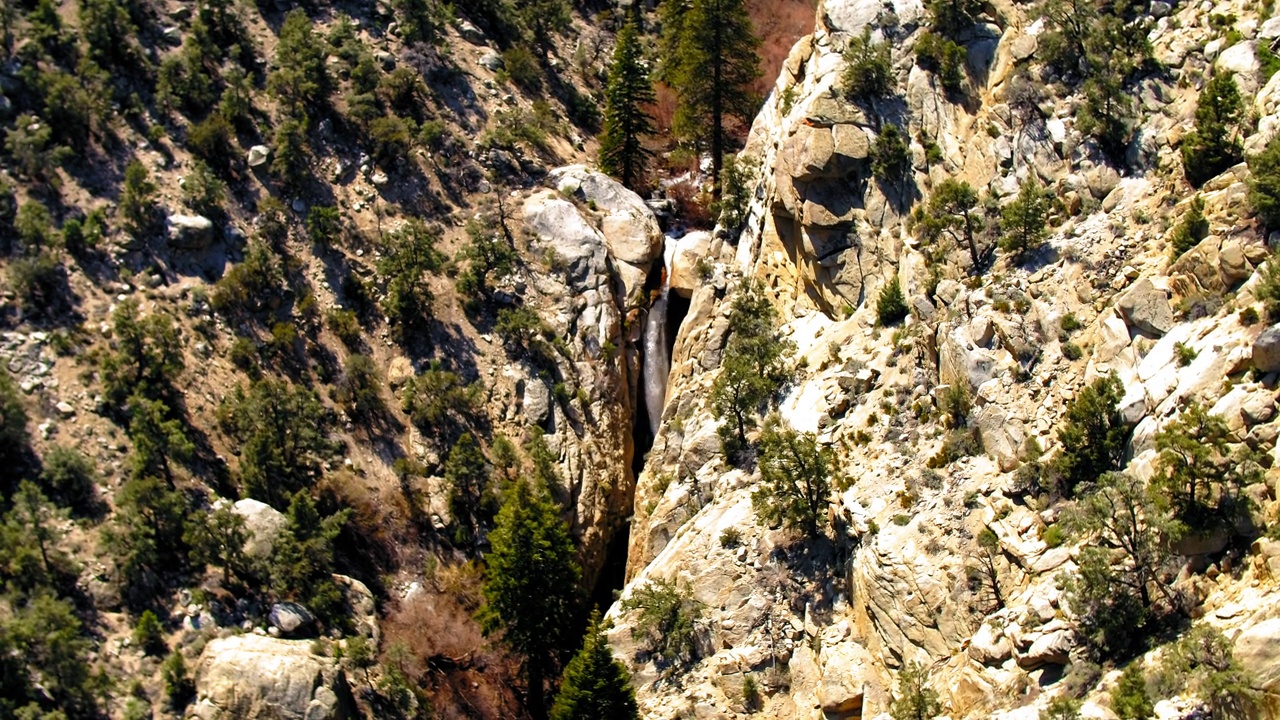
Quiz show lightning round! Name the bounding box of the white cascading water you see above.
[642,240,677,437]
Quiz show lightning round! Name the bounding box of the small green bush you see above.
[501,46,542,91]
[871,124,911,184]
[1174,342,1197,367]
[39,445,98,514]
[915,32,966,94]
[1111,662,1153,720]
[1042,524,1065,548]
[876,276,909,326]
[1240,306,1260,325]
[305,205,343,245]
[1170,195,1209,258]
[326,309,361,349]
[719,526,743,548]
[162,652,194,709]
[134,610,166,656]
[841,28,893,101]
[1063,341,1084,360]
[620,577,703,667]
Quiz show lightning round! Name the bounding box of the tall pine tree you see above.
[662,0,762,194]
[600,15,656,190]
[550,610,639,720]
[479,479,581,719]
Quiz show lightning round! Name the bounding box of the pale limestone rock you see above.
[195,635,353,720]
[167,214,215,250]
[1217,42,1261,95]
[939,323,998,390]
[1093,310,1132,363]
[1253,325,1280,372]
[247,145,270,168]
[268,602,314,636]
[522,378,551,427]
[549,166,663,267]
[1117,278,1174,336]
[1234,617,1280,691]
[968,622,1012,665]
[975,404,1023,472]
[1017,627,1074,668]
[233,499,286,559]
[670,231,715,297]
[1218,239,1251,285]
[386,356,413,389]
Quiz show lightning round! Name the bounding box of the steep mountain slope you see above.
[611,0,1280,717]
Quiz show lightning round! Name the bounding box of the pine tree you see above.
[515,0,572,55]
[479,479,581,719]
[1111,662,1154,720]
[890,661,941,720]
[445,432,493,547]
[550,610,639,720]
[916,178,984,271]
[184,503,250,584]
[999,179,1051,261]
[663,0,762,194]
[599,16,656,190]
[709,281,793,457]
[875,276,909,326]
[1182,74,1244,188]
[751,416,836,538]
[0,369,30,478]
[1052,373,1129,497]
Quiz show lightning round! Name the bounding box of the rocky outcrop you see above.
[614,0,1280,716]
[191,635,354,720]
[167,214,215,250]
[232,499,286,559]
[1253,324,1280,372]
[517,181,639,590]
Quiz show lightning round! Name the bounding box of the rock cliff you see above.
[613,0,1280,717]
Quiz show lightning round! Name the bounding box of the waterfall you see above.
[642,241,677,437]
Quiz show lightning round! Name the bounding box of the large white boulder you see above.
[669,231,714,297]
[193,635,353,720]
[232,499,287,559]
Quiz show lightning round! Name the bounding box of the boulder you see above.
[167,214,215,250]
[1218,239,1251,285]
[939,323,998,390]
[669,231,713,297]
[832,124,870,160]
[232,499,287,559]
[1116,278,1174,336]
[821,0,881,35]
[975,405,1023,472]
[1217,42,1261,94]
[1093,311,1132,363]
[969,622,1013,665]
[1253,325,1280,372]
[1263,16,1280,40]
[194,635,354,720]
[522,191,609,290]
[550,166,663,265]
[1170,238,1225,293]
[1085,165,1121,200]
[247,145,270,168]
[1234,618,1280,691]
[478,50,503,71]
[268,602,315,636]
[1010,33,1037,61]
[523,378,552,427]
[1017,627,1074,668]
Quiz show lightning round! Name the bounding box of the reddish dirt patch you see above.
[748,0,818,97]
